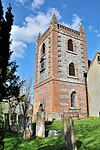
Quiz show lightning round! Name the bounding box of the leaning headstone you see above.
[18,114,24,133]
[10,113,18,132]
[63,116,77,150]
[23,127,31,140]
[36,111,45,137]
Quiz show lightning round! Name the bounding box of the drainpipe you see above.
[84,72,89,117]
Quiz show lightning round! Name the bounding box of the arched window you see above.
[42,43,45,55]
[69,62,75,76]
[68,39,73,51]
[71,91,76,107]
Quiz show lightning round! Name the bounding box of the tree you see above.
[20,78,33,129]
[0,1,23,149]
[0,4,14,99]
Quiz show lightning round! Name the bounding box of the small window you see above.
[42,43,45,55]
[69,62,75,76]
[40,58,45,73]
[68,39,73,51]
[71,91,76,107]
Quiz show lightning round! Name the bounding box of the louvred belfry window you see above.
[40,58,45,73]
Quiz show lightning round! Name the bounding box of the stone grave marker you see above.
[63,116,77,150]
[23,127,31,140]
[36,111,45,137]
[26,115,33,135]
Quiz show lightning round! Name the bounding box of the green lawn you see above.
[4,117,100,150]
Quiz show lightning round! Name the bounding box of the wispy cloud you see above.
[62,14,82,31]
[11,8,61,58]
[88,25,100,37]
[31,0,45,11]
[15,0,45,11]
[97,34,100,37]
[15,0,28,5]
[62,4,67,11]
[88,25,93,32]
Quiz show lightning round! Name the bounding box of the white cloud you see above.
[31,0,45,11]
[15,0,45,10]
[62,14,81,31]
[47,7,61,20]
[11,8,61,58]
[11,41,27,59]
[71,14,81,30]
[11,11,83,58]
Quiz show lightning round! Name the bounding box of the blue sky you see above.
[3,0,100,90]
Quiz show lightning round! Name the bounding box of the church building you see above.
[33,15,89,119]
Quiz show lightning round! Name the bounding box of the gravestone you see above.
[36,111,45,137]
[23,127,31,140]
[63,116,77,150]
[26,116,33,135]
[11,113,18,132]
[3,101,10,130]
[18,114,24,133]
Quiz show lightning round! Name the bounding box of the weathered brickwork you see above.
[33,15,88,119]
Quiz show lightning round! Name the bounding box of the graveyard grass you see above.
[4,117,100,150]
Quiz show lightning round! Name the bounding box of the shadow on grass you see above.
[4,130,23,150]
[45,121,53,126]
[76,140,82,149]
[39,144,67,150]
[38,135,66,150]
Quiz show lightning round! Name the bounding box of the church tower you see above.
[33,15,88,119]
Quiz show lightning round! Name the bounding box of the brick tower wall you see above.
[33,18,88,120]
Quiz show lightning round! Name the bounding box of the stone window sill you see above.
[69,107,81,110]
[67,75,78,79]
[66,50,77,55]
